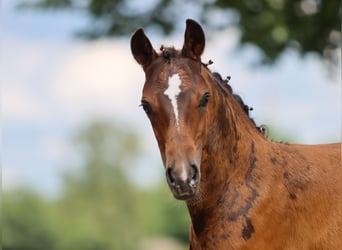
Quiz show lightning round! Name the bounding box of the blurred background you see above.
[2,0,341,249]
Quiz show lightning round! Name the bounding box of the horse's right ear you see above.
[130,28,157,70]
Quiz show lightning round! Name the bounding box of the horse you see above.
[130,19,342,249]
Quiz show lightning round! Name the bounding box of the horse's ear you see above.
[130,28,157,70]
[182,19,205,61]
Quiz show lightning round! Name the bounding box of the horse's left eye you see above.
[198,92,210,108]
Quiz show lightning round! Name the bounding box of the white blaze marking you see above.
[164,74,182,126]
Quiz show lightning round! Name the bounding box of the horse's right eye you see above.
[140,100,152,114]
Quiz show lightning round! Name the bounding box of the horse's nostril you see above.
[190,164,199,181]
[166,164,199,187]
[166,167,176,185]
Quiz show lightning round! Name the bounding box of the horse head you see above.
[131,20,209,200]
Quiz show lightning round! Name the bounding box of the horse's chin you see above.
[170,186,198,200]
[173,193,196,200]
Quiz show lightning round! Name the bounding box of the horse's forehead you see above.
[144,61,195,92]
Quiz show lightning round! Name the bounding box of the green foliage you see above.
[18,0,341,65]
[215,0,340,64]
[137,187,190,244]
[18,0,72,9]
[3,191,59,250]
[57,121,142,250]
[3,120,189,250]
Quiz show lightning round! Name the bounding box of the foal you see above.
[131,19,342,249]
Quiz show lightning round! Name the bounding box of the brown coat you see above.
[131,19,342,249]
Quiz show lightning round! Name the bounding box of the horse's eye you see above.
[198,92,210,108]
[140,100,152,114]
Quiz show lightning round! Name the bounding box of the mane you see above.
[206,66,267,136]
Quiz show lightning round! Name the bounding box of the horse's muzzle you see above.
[165,163,200,200]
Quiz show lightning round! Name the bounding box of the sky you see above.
[2,1,341,197]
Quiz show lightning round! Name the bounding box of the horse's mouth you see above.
[169,183,198,200]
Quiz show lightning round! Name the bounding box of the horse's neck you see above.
[187,89,267,217]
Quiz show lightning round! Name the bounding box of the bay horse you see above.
[130,19,342,249]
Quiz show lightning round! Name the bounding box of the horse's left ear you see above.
[182,19,205,61]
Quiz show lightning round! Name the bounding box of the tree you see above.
[3,120,190,249]
[2,121,143,250]
[18,0,341,65]
[3,191,59,250]
[56,120,142,250]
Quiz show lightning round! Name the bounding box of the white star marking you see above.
[164,74,182,127]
